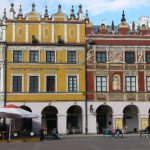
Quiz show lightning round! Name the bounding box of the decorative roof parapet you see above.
[32,3,35,11]
[10,3,16,19]
[70,6,76,20]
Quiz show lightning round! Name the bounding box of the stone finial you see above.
[32,3,35,11]
[58,4,61,12]
[85,10,89,23]
[112,20,114,31]
[70,6,75,19]
[78,4,83,14]
[44,6,49,18]
[10,2,16,18]
[121,10,126,22]
[132,21,135,31]
[18,5,23,17]
[3,8,7,20]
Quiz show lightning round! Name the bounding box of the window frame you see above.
[13,50,22,63]
[125,51,135,64]
[68,75,78,92]
[46,51,55,63]
[67,51,77,63]
[146,51,150,64]
[96,76,107,92]
[96,51,106,63]
[146,76,150,92]
[29,76,39,93]
[46,75,56,92]
[125,76,136,92]
[29,51,39,63]
[12,75,22,92]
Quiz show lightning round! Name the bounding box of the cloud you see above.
[0,0,150,20]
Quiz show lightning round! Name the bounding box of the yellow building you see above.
[6,3,86,134]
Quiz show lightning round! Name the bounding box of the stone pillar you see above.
[88,113,97,134]
[82,113,86,134]
[32,117,41,131]
[113,114,123,129]
[57,114,67,134]
[139,114,149,130]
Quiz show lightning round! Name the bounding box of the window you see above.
[146,52,150,63]
[68,76,77,92]
[96,52,106,63]
[13,51,22,62]
[30,51,39,62]
[29,76,38,92]
[96,76,107,92]
[146,77,150,92]
[46,51,55,63]
[46,76,55,92]
[125,51,135,64]
[13,76,22,92]
[125,76,136,92]
[67,51,76,63]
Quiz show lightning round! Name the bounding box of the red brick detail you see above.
[87,93,94,101]
[100,29,108,34]
[119,27,128,35]
[86,27,92,35]
[138,71,145,92]
[109,71,123,92]
[87,71,94,92]
[94,40,150,45]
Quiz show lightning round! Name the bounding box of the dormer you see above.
[25,3,41,21]
[51,4,67,21]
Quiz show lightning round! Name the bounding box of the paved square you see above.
[0,135,150,150]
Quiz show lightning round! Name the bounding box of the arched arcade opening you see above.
[96,105,113,134]
[67,105,82,134]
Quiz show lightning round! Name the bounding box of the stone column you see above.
[57,114,67,134]
[88,113,97,134]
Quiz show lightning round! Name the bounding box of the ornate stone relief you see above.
[109,93,124,101]
[137,51,144,63]
[138,93,145,101]
[96,93,107,101]
[108,51,123,63]
[124,71,137,76]
[112,74,121,90]
[95,71,108,76]
[87,49,94,63]
[126,93,136,101]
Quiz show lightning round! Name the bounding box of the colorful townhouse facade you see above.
[0,3,150,135]
[5,3,86,134]
[86,12,150,134]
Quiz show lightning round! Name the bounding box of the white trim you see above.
[66,74,79,92]
[45,74,57,92]
[11,74,24,92]
[39,23,41,42]
[25,24,28,42]
[51,24,54,43]
[64,24,67,43]
[77,24,80,43]
[28,73,40,92]
[12,23,16,42]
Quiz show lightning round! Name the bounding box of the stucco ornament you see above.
[87,49,94,63]
[137,51,144,63]
[108,51,123,63]
[112,74,121,90]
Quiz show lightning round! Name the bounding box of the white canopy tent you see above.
[0,104,38,140]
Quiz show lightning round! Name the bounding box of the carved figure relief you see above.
[87,50,94,63]
[112,74,121,90]
[137,51,144,63]
[108,51,123,63]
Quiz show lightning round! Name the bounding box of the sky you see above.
[0,0,150,25]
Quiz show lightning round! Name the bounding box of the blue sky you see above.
[0,0,150,25]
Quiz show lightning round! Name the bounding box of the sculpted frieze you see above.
[95,71,108,76]
[109,93,124,101]
[108,51,123,63]
[124,71,137,76]
[137,51,144,63]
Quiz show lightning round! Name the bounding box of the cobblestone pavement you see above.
[0,135,150,150]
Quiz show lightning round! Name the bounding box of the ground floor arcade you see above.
[6,101,150,134]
